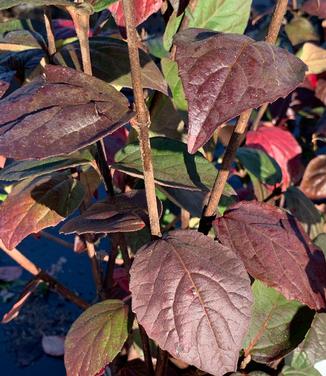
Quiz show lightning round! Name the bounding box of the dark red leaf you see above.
[0,64,132,160]
[130,230,252,376]
[109,0,163,27]
[300,155,326,200]
[214,201,326,311]
[246,125,302,189]
[60,189,162,235]
[0,173,84,249]
[174,29,307,153]
[302,0,326,18]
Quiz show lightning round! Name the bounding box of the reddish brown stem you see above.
[122,0,162,238]
[199,0,289,234]
[0,241,89,310]
[139,324,155,376]
[155,349,169,376]
[44,7,56,56]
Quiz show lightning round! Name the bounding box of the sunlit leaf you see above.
[298,43,326,74]
[130,230,252,376]
[0,173,84,249]
[0,64,132,160]
[243,280,314,363]
[214,200,326,311]
[174,29,307,153]
[285,17,319,46]
[65,299,128,376]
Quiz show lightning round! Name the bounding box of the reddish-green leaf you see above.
[108,0,163,27]
[246,126,302,189]
[300,155,326,201]
[60,189,162,235]
[214,201,326,311]
[65,299,128,376]
[0,64,132,160]
[130,230,253,376]
[54,37,167,94]
[0,173,84,249]
[243,280,314,363]
[174,29,307,153]
[302,0,326,18]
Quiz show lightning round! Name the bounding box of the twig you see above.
[40,231,74,250]
[103,238,119,297]
[85,240,103,297]
[198,0,289,234]
[181,208,190,229]
[44,7,56,56]
[122,0,161,238]
[155,349,169,376]
[139,324,155,376]
[0,240,89,310]
[252,102,268,131]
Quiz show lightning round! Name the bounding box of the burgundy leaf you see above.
[0,64,132,160]
[2,278,41,323]
[246,125,302,189]
[302,0,326,18]
[130,230,253,376]
[300,155,326,200]
[0,266,22,281]
[60,189,162,235]
[42,335,65,357]
[214,201,326,311]
[109,0,163,28]
[174,28,307,153]
[0,173,84,249]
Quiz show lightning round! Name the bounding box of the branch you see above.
[0,240,89,310]
[44,7,56,56]
[199,0,289,234]
[122,0,161,238]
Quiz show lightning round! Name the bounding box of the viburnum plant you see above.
[0,0,325,375]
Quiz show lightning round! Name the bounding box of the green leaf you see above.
[281,313,326,376]
[0,0,74,10]
[92,0,118,12]
[64,299,128,376]
[0,173,84,249]
[314,233,326,256]
[285,187,324,240]
[187,0,252,34]
[297,43,326,74]
[0,149,95,182]
[161,57,188,111]
[163,10,183,51]
[237,147,282,185]
[113,136,234,192]
[243,280,314,363]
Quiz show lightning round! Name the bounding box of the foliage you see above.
[0,1,325,376]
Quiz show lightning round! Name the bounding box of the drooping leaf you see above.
[113,137,236,196]
[300,155,326,201]
[0,30,45,52]
[0,173,84,249]
[0,0,74,9]
[60,189,162,235]
[65,299,128,376]
[174,29,307,153]
[285,17,319,46]
[0,148,95,182]
[214,200,326,311]
[285,186,324,239]
[302,0,326,18]
[130,230,253,376]
[187,0,252,34]
[246,126,302,189]
[237,147,282,185]
[108,0,163,27]
[163,10,183,51]
[281,313,326,376]
[297,43,326,74]
[0,266,22,281]
[243,280,314,363]
[42,335,65,357]
[2,277,41,323]
[0,64,132,160]
[54,37,167,94]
